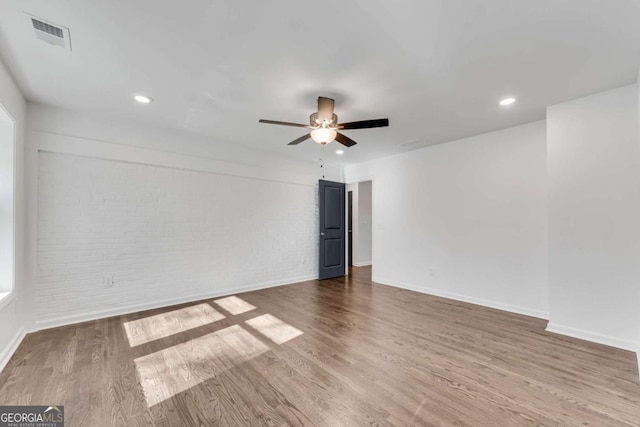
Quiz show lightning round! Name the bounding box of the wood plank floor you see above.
[1,266,639,426]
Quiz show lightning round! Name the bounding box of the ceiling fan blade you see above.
[338,118,389,130]
[317,97,335,122]
[335,132,357,147]
[259,119,311,128]
[287,134,311,145]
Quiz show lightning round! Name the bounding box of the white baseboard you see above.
[352,261,372,267]
[0,327,26,374]
[35,274,317,331]
[545,322,638,352]
[374,277,549,320]
[0,292,16,312]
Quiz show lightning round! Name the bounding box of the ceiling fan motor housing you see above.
[310,112,338,128]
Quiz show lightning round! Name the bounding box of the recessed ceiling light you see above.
[134,95,153,104]
[335,149,344,155]
[499,97,516,106]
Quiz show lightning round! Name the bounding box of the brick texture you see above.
[37,152,318,324]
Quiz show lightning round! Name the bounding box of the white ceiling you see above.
[1,0,640,166]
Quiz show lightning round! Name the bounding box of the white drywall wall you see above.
[356,181,372,266]
[344,121,549,318]
[0,57,26,372]
[547,84,640,351]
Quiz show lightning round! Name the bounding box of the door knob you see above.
[320,232,325,236]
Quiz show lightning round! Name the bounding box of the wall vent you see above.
[25,13,72,51]
[32,18,63,39]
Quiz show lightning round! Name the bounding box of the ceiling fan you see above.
[259,97,389,147]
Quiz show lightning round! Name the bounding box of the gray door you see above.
[319,179,346,280]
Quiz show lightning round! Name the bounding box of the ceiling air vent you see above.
[26,13,72,51]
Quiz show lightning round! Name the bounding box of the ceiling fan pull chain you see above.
[320,145,325,179]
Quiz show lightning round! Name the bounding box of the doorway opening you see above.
[346,180,372,269]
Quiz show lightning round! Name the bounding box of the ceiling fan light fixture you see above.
[310,128,337,144]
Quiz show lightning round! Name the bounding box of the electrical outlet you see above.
[103,275,115,288]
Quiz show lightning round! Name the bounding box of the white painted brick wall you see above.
[36,152,318,325]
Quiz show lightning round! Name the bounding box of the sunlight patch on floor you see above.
[135,324,269,406]
[245,314,303,345]
[213,295,257,315]
[123,303,225,347]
